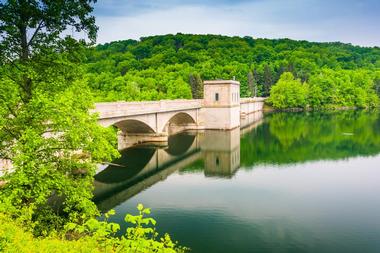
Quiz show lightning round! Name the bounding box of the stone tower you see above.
[202,80,240,129]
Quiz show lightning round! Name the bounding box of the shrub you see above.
[269,72,308,109]
[0,204,188,253]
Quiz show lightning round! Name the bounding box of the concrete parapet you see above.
[93,99,202,119]
[240,97,266,118]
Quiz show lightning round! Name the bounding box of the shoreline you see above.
[262,104,379,113]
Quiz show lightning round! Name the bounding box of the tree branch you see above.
[3,102,18,118]
[4,56,23,72]
[27,20,45,47]
[3,73,18,83]
[1,125,18,139]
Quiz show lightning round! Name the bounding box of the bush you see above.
[0,204,188,253]
[268,72,308,109]
[269,70,380,109]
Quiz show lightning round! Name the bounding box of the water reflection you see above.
[94,127,245,211]
[94,131,202,211]
[95,110,380,211]
[94,110,380,253]
[241,110,380,166]
[202,129,240,178]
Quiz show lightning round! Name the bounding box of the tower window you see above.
[215,93,219,101]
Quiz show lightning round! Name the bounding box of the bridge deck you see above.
[93,99,203,119]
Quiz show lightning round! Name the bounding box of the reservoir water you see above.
[94,111,380,253]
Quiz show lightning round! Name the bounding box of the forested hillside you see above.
[85,34,380,108]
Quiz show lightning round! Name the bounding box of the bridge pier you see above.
[166,123,199,135]
[117,131,168,150]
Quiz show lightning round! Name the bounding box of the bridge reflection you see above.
[94,111,263,212]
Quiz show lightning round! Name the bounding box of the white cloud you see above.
[95,1,380,46]
[96,5,249,43]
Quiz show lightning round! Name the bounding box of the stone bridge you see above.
[93,80,266,149]
[94,99,202,149]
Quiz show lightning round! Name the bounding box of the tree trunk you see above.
[19,25,32,102]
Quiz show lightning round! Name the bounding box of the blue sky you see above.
[93,0,380,46]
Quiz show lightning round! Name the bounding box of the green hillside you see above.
[85,34,380,108]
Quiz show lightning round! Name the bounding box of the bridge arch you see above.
[114,119,155,134]
[162,112,197,134]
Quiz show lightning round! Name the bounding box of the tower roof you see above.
[203,80,240,86]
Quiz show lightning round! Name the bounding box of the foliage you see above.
[0,0,98,102]
[268,72,308,109]
[247,71,258,97]
[0,0,119,235]
[67,204,187,252]
[0,212,101,253]
[189,73,203,99]
[307,69,379,108]
[268,69,379,109]
[0,2,186,252]
[84,34,380,106]
[0,76,119,235]
[0,205,187,253]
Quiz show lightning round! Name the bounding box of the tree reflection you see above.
[241,111,380,166]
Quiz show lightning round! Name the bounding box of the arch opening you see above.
[113,119,158,150]
[163,112,196,134]
[114,119,155,134]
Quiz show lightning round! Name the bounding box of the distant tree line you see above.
[85,34,380,107]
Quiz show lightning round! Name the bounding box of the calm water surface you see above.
[94,111,380,253]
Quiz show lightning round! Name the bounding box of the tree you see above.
[174,35,184,52]
[269,72,308,109]
[168,77,192,99]
[275,65,287,83]
[0,0,98,102]
[83,34,380,106]
[189,73,203,99]
[247,71,257,97]
[0,0,118,235]
[375,74,380,98]
[263,64,273,96]
[308,83,323,108]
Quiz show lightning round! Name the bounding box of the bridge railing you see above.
[240,97,267,104]
[93,99,203,119]
[240,97,266,116]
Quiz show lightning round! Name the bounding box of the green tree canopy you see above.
[268,72,308,109]
[0,0,118,235]
[83,34,380,106]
